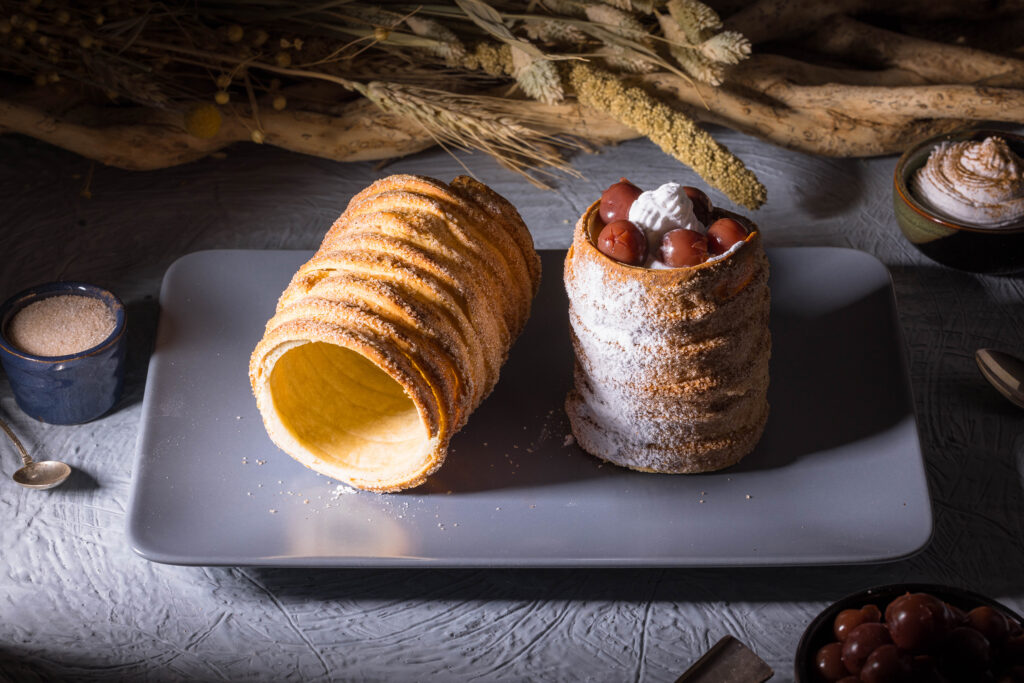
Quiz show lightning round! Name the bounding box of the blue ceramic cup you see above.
[0,282,127,424]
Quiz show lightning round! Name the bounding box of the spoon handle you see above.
[0,416,32,467]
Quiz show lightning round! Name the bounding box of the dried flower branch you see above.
[0,0,761,197]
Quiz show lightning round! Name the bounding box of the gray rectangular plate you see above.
[127,248,932,567]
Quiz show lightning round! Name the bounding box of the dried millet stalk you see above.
[569,63,766,209]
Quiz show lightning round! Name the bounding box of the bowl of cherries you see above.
[795,584,1024,682]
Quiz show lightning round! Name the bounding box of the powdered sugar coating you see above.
[564,199,770,473]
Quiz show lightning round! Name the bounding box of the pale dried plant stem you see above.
[803,15,1024,87]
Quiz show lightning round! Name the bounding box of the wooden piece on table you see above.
[674,635,773,683]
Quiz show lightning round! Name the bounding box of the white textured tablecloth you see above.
[1,128,1023,682]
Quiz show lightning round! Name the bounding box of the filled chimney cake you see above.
[563,178,771,475]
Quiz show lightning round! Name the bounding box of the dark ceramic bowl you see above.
[893,128,1024,275]
[0,282,126,424]
[794,582,1024,682]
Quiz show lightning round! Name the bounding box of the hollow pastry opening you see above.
[268,342,428,479]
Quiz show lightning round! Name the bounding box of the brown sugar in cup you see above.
[0,282,127,425]
[563,199,771,474]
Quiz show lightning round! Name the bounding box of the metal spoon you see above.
[0,416,71,489]
[976,348,1024,410]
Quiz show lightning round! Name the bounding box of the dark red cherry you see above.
[815,642,847,681]
[596,219,647,266]
[683,185,712,226]
[969,606,1011,645]
[885,593,950,652]
[942,626,991,677]
[860,644,912,683]
[706,217,748,255]
[599,178,643,223]
[834,605,882,643]
[842,622,892,674]
[659,228,707,267]
[946,602,969,629]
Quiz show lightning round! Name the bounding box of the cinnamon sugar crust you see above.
[250,174,540,492]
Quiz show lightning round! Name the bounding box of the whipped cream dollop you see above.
[627,182,705,265]
[912,136,1024,229]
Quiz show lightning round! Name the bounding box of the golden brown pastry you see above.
[249,174,540,492]
[564,198,770,473]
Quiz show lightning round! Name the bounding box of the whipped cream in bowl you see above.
[911,136,1024,229]
[893,129,1024,275]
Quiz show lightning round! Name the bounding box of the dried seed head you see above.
[600,45,657,73]
[227,25,243,42]
[585,5,649,44]
[698,31,750,65]
[78,34,93,48]
[405,15,466,63]
[666,0,721,44]
[272,95,286,111]
[512,48,563,104]
[274,51,291,67]
[215,74,231,89]
[251,29,268,47]
[673,47,724,85]
[184,102,223,139]
[250,129,265,144]
[522,19,587,45]
[214,90,229,105]
[373,27,390,42]
[462,42,514,77]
